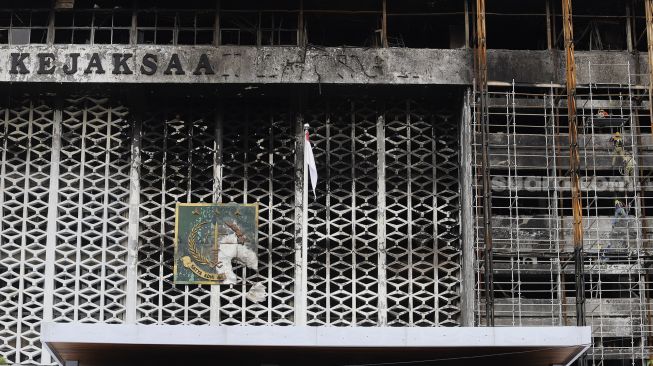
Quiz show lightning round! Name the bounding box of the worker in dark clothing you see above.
[598,241,611,263]
[612,199,628,229]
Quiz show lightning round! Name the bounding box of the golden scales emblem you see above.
[181,213,227,282]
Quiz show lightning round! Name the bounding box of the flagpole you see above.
[301,122,309,325]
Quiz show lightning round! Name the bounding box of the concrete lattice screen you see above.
[303,100,461,327]
[0,94,462,364]
[135,98,462,327]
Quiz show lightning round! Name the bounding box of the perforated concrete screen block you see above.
[0,93,464,363]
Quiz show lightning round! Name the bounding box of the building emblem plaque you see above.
[174,203,259,285]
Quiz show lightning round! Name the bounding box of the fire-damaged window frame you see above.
[136,9,215,46]
[53,9,132,45]
[0,8,50,45]
[3,1,469,49]
[218,10,299,46]
[0,0,646,51]
[217,11,259,46]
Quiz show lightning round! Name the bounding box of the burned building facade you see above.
[0,0,649,365]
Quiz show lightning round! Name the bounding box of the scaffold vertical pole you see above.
[646,0,653,137]
[381,0,388,48]
[561,0,585,327]
[546,0,553,50]
[644,1,653,358]
[475,0,494,327]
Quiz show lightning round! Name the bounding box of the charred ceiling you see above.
[0,0,646,52]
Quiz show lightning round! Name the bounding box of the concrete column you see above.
[41,96,62,363]
[293,110,307,325]
[376,114,387,326]
[460,90,476,327]
[210,104,223,324]
[124,102,142,324]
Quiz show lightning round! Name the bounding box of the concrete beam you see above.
[485,215,644,254]
[0,45,471,84]
[484,316,637,337]
[480,133,653,170]
[487,50,649,86]
[493,298,643,317]
[40,323,592,366]
[41,322,591,348]
[0,45,647,86]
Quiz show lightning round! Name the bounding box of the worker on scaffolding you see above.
[609,131,625,166]
[596,109,610,118]
[621,151,635,186]
[598,241,611,263]
[611,199,629,229]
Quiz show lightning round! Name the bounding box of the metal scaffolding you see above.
[471,61,653,364]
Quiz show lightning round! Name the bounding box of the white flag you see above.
[304,130,317,198]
